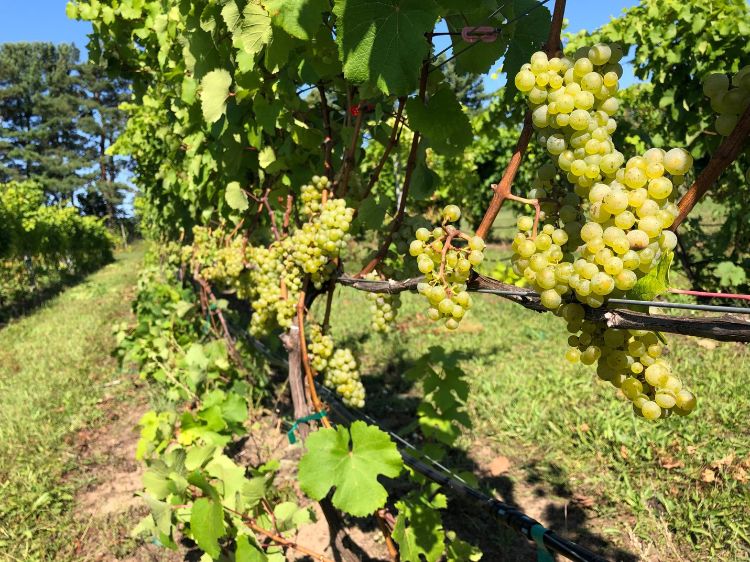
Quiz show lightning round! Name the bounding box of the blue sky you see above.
[2,0,639,90]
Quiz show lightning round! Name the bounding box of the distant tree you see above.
[0,43,90,201]
[77,63,132,224]
[0,42,131,226]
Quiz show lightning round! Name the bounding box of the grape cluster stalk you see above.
[512,44,697,420]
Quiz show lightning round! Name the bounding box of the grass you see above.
[311,245,750,561]
[0,245,144,561]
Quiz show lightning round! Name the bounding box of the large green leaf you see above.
[200,69,232,124]
[297,421,403,516]
[406,88,473,155]
[627,250,673,301]
[225,2,272,61]
[333,0,439,95]
[265,0,328,40]
[225,181,249,211]
[190,497,226,558]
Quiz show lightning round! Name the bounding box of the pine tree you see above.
[0,43,90,201]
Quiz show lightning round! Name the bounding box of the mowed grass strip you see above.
[0,245,143,561]
[314,247,750,560]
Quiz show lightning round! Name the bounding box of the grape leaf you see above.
[406,88,473,155]
[225,181,249,211]
[393,493,446,562]
[627,250,673,301]
[713,261,746,287]
[265,0,328,40]
[201,69,232,124]
[190,497,226,558]
[226,2,272,61]
[298,421,403,516]
[236,534,268,562]
[333,0,439,95]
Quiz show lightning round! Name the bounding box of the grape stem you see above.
[672,102,750,230]
[353,97,406,221]
[474,0,567,239]
[505,192,541,238]
[357,60,430,277]
[336,99,364,198]
[317,83,334,182]
[248,188,281,241]
[296,279,332,428]
[374,509,399,562]
[438,226,461,287]
[282,194,294,235]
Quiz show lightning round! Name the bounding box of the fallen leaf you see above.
[696,338,718,350]
[710,453,736,469]
[572,493,595,508]
[488,456,511,476]
[686,445,698,455]
[578,423,590,433]
[701,468,716,483]
[659,456,685,470]
[733,466,748,483]
[620,445,629,460]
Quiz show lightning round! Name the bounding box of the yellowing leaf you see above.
[200,69,232,123]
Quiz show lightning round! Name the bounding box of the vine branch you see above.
[474,0,567,239]
[335,274,750,342]
[357,62,429,277]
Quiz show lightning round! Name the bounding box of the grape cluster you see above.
[511,45,697,419]
[703,65,750,136]
[409,205,484,330]
[240,176,354,336]
[307,324,365,407]
[300,175,329,216]
[364,272,402,332]
[485,260,527,288]
[186,225,245,285]
[307,323,334,372]
[561,303,696,419]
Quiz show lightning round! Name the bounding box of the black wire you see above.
[430,1,510,64]
[430,0,551,73]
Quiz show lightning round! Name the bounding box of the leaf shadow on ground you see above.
[341,346,640,562]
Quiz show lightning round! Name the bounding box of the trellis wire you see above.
[344,278,750,315]
[431,0,552,73]
[243,335,605,562]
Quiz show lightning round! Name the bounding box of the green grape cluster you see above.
[307,324,333,371]
[326,349,365,408]
[186,225,245,284]
[307,324,365,407]
[364,272,402,332]
[511,45,697,419]
[703,65,750,136]
[409,205,485,330]
[241,176,354,336]
[300,175,330,216]
[561,303,696,419]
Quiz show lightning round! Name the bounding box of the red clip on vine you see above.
[461,26,498,43]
